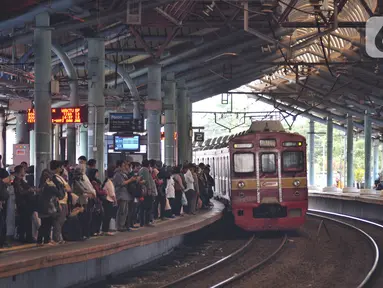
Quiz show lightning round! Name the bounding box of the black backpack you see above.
[0,181,9,202]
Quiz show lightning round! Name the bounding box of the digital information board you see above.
[109,113,144,132]
[114,135,140,151]
[27,106,88,124]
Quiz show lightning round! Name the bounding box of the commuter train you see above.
[193,120,308,231]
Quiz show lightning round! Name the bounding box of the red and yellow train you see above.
[193,120,308,231]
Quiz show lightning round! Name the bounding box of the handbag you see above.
[181,192,188,206]
[165,198,171,211]
[141,185,148,197]
[93,181,107,200]
[47,197,58,215]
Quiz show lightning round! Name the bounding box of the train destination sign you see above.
[27,106,88,124]
[109,113,145,132]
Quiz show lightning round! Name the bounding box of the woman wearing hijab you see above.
[72,165,96,239]
[36,169,64,246]
[87,168,105,236]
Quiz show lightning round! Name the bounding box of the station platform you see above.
[0,201,224,288]
[308,190,383,221]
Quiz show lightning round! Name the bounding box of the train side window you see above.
[261,153,276,173]
[282,151,304,171]
[233,153,254,173]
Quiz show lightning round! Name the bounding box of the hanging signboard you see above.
[194,132,205,142]
[109,113,144,132]
[27,106,88,124]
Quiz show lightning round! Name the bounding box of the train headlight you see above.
[238,181,245,189]
[293,180,301,187]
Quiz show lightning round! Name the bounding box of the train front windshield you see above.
[282,151,304,172]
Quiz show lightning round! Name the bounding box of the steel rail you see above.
[307,210,380,288]
[210,234,288,288]
[158,234,255,288]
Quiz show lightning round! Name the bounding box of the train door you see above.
[258,150,281,204]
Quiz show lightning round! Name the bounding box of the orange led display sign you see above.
[27,106,88,124]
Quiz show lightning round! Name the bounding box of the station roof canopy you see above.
[0,0,382,133]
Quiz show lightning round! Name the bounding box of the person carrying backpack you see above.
[36,169,64,246]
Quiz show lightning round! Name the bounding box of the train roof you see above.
[193,121,301,151]
[249,120,285,133]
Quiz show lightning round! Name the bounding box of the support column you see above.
[164,73,176,166]
[67,92,78,165]
[34,12,52,183]
[147,64,162,161]
[79,125,88,159]
[343,115,358,192]
[29,130,35,166]
[51,44,78,166]
[87,38,105,178]
[362,112,373,193]
[186,96,193,162]
[373,139,379,184]
[53,125,60,160]
[308,120,316,189]
[15,112,29,145]
[0,110,5,168]
[323,117,338,192]
[177,80,188,165]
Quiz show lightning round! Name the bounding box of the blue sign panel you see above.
[109,113,144,132]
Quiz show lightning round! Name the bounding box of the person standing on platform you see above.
[72,165,96,239]
[150,160,165,221]
[126,163,142,229]
[165,167,176,218]
[51,161,71,244]
[86,159,97,176]
[205,166,215,207]
[198,164,209,208]
[171,166,185,216]
[0,169,11,248]
[36,169,64,246]
[113,161,136,232]
[190,164,201,210]
[183,164,196,214]
[87,168,105,236]
[139,160,156,227]
[13,165,35,243]
[101,166,117,236]
[78,156,87,165]
[157,165,172,219]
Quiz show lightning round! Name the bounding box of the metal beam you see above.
[188,73,369,131]
[5,0,178,47]
[278,0,298,23]
[281,21,365,28]
[359,0,374,16]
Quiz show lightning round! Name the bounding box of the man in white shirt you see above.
[183,164,197,214]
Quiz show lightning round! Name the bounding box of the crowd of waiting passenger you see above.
[0,157,215,248]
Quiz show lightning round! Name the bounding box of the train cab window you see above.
[283,151,304,171]
[233,153,254,173]
[261,153,276,173]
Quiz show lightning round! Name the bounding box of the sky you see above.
[192,82,306,139]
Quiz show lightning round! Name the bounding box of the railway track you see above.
[307,209,381,288]
[97,209,380,288]
[159,233,287,288]
[161,210,380,288]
